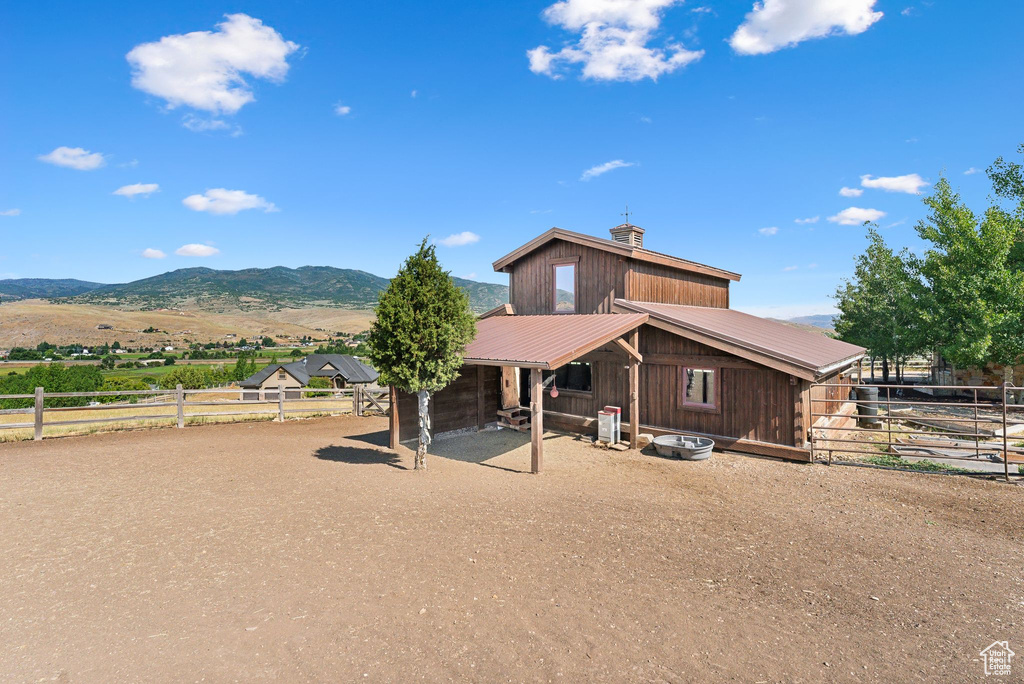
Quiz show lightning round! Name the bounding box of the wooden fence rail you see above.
[0,385,390,442]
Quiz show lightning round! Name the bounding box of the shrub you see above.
[98,377,151,404]
[305,376,332,397]
[158,365,216,390]
[0,364,104,409]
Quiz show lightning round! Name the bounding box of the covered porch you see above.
[390,312,647,474]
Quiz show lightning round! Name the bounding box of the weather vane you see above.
[621,204,631,226]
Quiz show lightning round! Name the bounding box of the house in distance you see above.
[391,223,865,471]
[240,354,379,400]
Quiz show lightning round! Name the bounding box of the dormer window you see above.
[552,261,577,313]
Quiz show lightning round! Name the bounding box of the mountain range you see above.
[0,266,510,313]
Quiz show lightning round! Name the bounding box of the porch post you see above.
[530,367,543,474]
[389,385,399,450]
[628,329,639,449]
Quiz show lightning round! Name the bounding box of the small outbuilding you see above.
[391,223,865,471]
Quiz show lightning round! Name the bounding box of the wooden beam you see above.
[628,329,639,449]
[476,367,486,430]
[389,385,399,450]
[614,336,643,363]
[530,367,543,474]
[642,353,757,370]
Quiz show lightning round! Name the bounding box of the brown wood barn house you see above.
[391,223,865,472]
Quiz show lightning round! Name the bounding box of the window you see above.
[278,371,287,380]
[543,361,592,394]
[681,367,716,410]
[553,263,576,313]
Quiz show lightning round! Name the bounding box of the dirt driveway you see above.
[1,417,1021,682]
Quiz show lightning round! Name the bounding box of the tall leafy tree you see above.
[368,238,476,470]
[833,228,927,382]
[915,176,1024,380]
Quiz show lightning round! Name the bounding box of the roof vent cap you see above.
[609,223,645,248]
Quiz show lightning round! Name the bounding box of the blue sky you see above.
[2,1,1022,317]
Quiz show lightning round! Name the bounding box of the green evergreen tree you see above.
[368,238,476,470]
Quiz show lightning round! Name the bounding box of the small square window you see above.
[553,263,576,313]
[681,367,716,409]
[278,371,286,380]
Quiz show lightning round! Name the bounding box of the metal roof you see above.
[462,313,649,370]
[491,227,742,281]
[239,354,379,388]
[614,300,865,379]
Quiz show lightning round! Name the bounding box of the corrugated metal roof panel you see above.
[463,313,648,369]
[616,300,864,375]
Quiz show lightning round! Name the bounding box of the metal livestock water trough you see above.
[653,435,714,460]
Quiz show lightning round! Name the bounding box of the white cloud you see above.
[410,89,418,98]
[119,159,139,168]
[38,146,106,170]
[181,114,242,136]
[730,0,883,55]
[794,215,819,224]
[113,183,160,198]
[333,103,352,116]
[758,226,779,236]
[182,188,277,215]
[464,272,478,279]
[126,13,299,116]
[828,206,886,225]
[437,231,481,247]
[860,173,929,194]
[175,244,220,257]
[528,0,704,82]
[141,248,166,259]
[964,167,981,175]
[580,159,636,181]
[807,262,818,269]
[0,209,20,217]
[782,265,798,271]
[839,186,863,197]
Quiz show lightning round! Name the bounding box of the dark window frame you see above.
[549,256,580,314]
[679,366,721,414]
[543,361,593,397]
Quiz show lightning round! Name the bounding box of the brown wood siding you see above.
[627,261,730,308]
[809,371,851,422]
[637,326,795,445]
[397,366,500,442]
[508,240,626,315]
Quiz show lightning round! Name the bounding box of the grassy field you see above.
[0,298,374,348]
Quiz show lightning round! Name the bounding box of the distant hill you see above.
[787,314,836,330]
[0,278,105,300]
[17,266,508,313]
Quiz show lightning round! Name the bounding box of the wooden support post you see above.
[628,329,639,449]
[34,386,43,441]
[278,384,285,422]
[176,384,184,428]
[886,386,893,455]
[355,385,363,417]
[477,367,487,431]
[389,385,399,449]
[530,367,543,474]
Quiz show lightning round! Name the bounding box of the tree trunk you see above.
[416,390,431,470]
[881,357,890,384]
[870,357,876,382]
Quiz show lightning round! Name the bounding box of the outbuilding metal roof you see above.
[614,300,864,379]
[239,354,379,388]
[463,313,649,370]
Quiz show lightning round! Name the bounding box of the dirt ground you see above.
[0,418,1021,682]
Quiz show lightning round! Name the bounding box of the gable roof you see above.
[613,300,864,381]
[492,227,742,282]
[239,354,379,388]
[463,313,648,369]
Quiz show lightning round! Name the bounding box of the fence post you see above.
[34,387,44,441]
[1003,383,1009,482]
[278,383,285,422]
[176,384,184,428]
[355,385,363,417]
[886,386,893,455]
